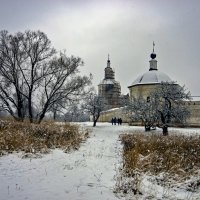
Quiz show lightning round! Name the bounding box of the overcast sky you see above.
[0,0,200,95]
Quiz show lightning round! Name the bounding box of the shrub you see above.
[115,132,200,196]
[0,120,89,156]
[120,132,200,178]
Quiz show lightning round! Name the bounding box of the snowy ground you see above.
[0,122,200,200]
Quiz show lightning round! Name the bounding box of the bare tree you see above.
[49,100,66,121]
[0,30,92,123]
[35,54,92,123]
[82,91,108,127]
[126,82,191,135]
[151,82,191,135]
[0,30,30,121]
[125,96,157,131]
[20,30,56,122]
[62,104,89,122]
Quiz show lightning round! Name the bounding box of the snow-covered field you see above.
[0,122,200,200]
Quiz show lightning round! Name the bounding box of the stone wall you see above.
[99,107,130,123]
[99,103,200,127]
[99,82,200,127]
[186,101,200,127]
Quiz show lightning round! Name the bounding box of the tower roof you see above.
[128,71,171,87]
[104,54,114,79]
[128,44,172,88]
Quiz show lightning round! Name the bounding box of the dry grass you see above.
[120,132,200,178]
[0,119,89,156]
[115,131,200,197]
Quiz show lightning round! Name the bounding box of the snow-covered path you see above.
[1,122,200,200]
[0,123,136,200]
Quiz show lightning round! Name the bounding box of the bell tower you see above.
[105,54,115,79]
[98,55,121,108]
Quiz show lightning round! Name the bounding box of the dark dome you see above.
[150,52,156,59]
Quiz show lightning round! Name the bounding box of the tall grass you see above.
[115,131,200,197]
[0,120,89,156]
[121,132,200,178]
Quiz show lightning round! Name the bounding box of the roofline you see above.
[128,83,161,88]
[128,82,178,88]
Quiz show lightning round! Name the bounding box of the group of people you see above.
[111,117,122,125]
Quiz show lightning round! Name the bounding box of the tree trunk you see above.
[163,125,168,136]
[28,92,33,123]
[38,109,47,124]
[93,113,100,127]
[38,104,49,124]
[16,102,24,121]
[16,88,24,121]
[53,110,57,120]
[38,112,45,124]
[17,92,24,121]
[93,120,97,127]
[145,124,151,132]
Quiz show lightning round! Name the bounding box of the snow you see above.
[0,122,200,200]
[130,70,172,86]
[191,96,200,101]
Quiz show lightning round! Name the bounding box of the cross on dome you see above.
[107,54,111,67]
[150,41,156,59]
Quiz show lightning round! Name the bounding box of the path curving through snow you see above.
[0,122,136,200]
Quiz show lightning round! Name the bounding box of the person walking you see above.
[119,118,122,125]
[114,117,117,125]
[111,118,114,125]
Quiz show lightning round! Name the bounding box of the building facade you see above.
[99,47,200,127]
[98,56,122,108]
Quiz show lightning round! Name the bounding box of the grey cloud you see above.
[0,0,199,95]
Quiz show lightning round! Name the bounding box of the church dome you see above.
[129,43,172,87]
[130,70,172,87]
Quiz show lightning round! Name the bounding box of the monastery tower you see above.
[98,55,121,108]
